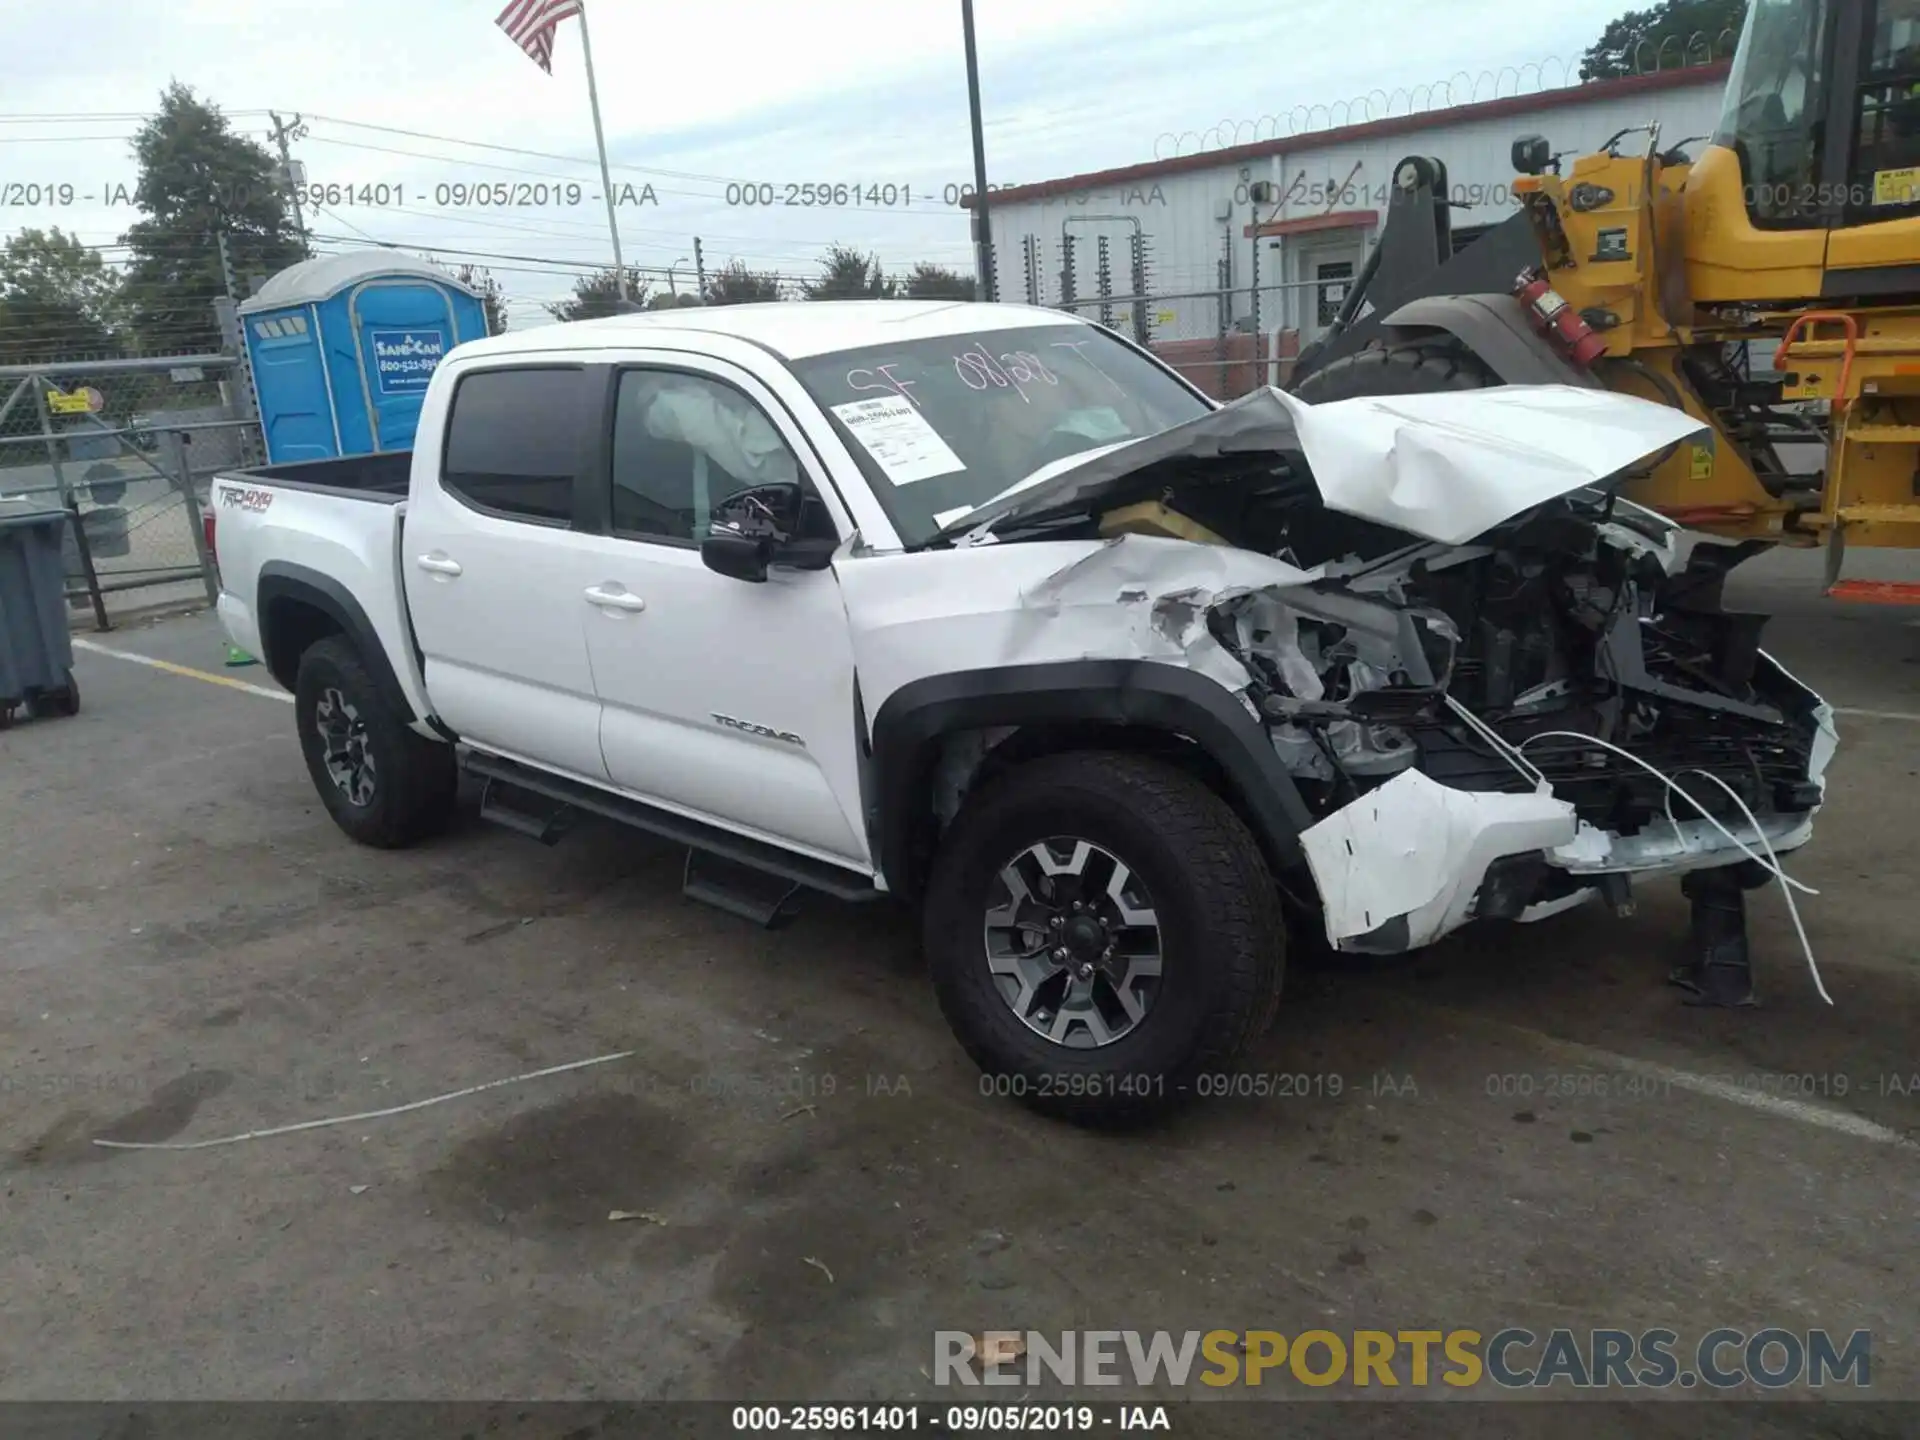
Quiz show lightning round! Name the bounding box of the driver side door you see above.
[574,359,871,868]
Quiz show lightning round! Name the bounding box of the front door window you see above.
[1850,0,1920,216]
[1715,0,1830,227]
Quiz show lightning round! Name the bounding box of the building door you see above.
[1294,236,1365,345]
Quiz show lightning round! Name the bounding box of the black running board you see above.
[684,848,807,929]
[462,753,883,906]
[477,772,575,844]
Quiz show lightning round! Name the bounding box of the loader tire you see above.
[1292,339,1497,404]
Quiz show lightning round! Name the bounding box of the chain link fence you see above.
[995,230,1341,400]
[1050,278,1336,401]
[0,353,261,629]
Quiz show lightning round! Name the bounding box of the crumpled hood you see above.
[938,383,1707,548]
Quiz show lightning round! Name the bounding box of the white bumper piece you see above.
[1299,769,1578,951]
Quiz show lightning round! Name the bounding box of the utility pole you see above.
[961,0,995,301]
[216,231,265,465]
[268,111,313,260]
[693,237,706,300]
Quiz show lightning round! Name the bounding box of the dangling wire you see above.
[1516,730,1830,1005]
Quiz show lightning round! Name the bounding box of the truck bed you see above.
[235,451,413,501]
[210,453,432,728]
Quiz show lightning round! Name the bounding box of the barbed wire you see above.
[1151,29,1739,160]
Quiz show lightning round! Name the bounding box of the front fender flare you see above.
[867,660,1313,898]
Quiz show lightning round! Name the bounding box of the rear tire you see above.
[1292,339,1497,404]
[924,751,1285,1126]
[30,672,79,719]
[294,636,457,849]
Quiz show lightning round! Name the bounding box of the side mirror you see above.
[705,481,839,577]
[772,535,837,571]
[701,530,772,583]
[1511,134,1551,176]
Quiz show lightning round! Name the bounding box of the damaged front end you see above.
[958,385,1837,962]
[1215,516,1834,955]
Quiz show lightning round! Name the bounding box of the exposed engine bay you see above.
[960,385,1838,963]
[1213,503,1828,839]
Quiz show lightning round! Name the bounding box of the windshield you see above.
[787,322,1211,547]
[1714,0,1829,226]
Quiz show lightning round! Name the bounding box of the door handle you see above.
[584,585,646,612]
[416,554,463,576]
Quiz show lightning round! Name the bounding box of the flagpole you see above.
[573,0,629,303]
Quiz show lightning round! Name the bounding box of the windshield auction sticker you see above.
[830,396,966,485]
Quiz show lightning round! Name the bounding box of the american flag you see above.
[496,0,583,73]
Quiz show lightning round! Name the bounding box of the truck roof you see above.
[449,300,1095,362]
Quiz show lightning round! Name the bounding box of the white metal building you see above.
[980,64,1728,391]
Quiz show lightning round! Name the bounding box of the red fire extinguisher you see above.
[1514,269,1607,369]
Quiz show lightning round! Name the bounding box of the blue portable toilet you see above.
[237,252,488,464]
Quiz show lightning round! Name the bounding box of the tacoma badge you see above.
[711,713,806,748]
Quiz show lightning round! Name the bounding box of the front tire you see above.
[925,751,1285,1125]
[294,636,457,849]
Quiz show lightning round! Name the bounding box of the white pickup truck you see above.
[211,301,1836,1124]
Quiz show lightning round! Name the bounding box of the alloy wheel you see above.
[982,837,1164,1048]
[314,687,377,807]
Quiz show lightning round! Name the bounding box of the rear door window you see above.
[441,367,588,523]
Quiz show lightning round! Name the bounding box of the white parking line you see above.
[1832,707,1920,724]
[1429,1003,1920,1153]
[72,637,293,704]
[1590,1050,1919,1151]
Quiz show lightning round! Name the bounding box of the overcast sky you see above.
[4,0,1648,325]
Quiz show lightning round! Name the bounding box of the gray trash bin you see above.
[0,499,80,727]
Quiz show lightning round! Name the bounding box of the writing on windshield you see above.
[793,323,1207,546]
[844,337,1133,412]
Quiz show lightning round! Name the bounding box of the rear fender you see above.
[257,562,418,726]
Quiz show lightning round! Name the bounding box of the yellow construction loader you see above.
[1289,0,1920,601]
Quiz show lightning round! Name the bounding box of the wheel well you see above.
[261,596,345,692]
[900,721,1283,900]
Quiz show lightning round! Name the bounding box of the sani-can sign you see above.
[370,330,447,396]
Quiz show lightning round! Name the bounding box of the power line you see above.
[297,133,963,222]
[298,112,752,187]
[0,132,275,145]
[0,110,273,122]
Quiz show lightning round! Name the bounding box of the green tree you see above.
[901,261,977,301]
[452,263,508,334]
[802,244,894,300]
[545,266,651,321]
[644,290,704,309]
[704,260,783,305]
[1581,0,1747,80]
[0,227,126,363]
[119,83,305,353]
